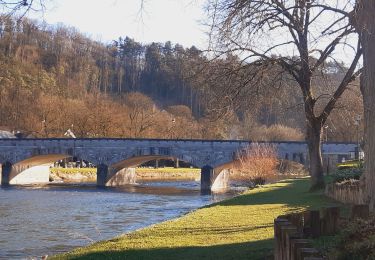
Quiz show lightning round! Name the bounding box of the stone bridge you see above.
[0,138,356,193]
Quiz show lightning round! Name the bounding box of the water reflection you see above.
[0,181,237,259]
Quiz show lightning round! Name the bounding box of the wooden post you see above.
[303,211,312,236]
[286,231,303,260]
[290,239,312,260]
[274,218,290,260]
[310,210,321,238]
[320,207,340,235]
[296,248,321,260]
[281,225,298,260]
[289,213,304,233]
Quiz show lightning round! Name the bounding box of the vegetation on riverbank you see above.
[49,168,97,182]
[49,167,200,182]
[136,167,200,180]
[50,168,97,174]
[52,178,341,260]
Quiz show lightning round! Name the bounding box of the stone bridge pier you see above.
[96,164,136,187]
[0,162,12,186]
[200,165,230,194]
[95,162,230,194]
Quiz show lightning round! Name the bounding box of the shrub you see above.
[328,216,375,260]
[277,160,308,175]
[233,143,278,186]
[327,167,363,184]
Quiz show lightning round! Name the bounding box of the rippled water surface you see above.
[0,181,235,259]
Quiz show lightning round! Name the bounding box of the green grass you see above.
[136,167,200,174]
[52,178,341,260]
[50,168,97,174]
[336,159,363,170]
[50,167,200,174]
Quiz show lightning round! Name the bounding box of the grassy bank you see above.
[136,167,200,180]
[50,167,200,181]
[52,178,340,260]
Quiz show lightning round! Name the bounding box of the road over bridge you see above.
[0,138,356,192]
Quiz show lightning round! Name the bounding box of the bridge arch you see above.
[0,154,98,186]
[98,155,199,187]
[0,154,71,185]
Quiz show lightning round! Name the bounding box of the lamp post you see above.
[41,119,46,137]
[169,118,176,139]
[323,125,329,142]
[354,115,362,159]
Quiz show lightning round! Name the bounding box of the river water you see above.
[0,181,236,259]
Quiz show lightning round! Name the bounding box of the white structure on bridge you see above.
[0,138,357,192]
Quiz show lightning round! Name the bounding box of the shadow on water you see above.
[1,182,200,195]
[66,239,274,260]
[1,180,242,197]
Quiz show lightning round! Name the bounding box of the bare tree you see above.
[123,92,157,138]
[207,0,362,189]
[351,0,375,211]
[0,0,46,17]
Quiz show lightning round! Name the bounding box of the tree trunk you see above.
[307,120,325,190]
[357,0,375,211]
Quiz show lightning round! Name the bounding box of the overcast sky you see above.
[31,0,207,48]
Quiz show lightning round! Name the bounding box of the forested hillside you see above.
[0,16,363,141]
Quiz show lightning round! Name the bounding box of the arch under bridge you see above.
[0,138,356,193]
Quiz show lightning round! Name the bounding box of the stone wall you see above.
[325,180,365,205]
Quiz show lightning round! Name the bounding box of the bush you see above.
[278,160,308,175]
[233,143,278,186]
[328,167,363,184]
[328,216,375,260]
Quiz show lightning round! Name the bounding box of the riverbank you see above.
[50,167,201,182]
[52,177,341,259]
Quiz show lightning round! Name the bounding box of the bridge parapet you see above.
[0,138,358,191]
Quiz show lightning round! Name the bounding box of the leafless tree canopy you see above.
[0,0,46,17]
[206,0,362,189]
[207,0,361,120]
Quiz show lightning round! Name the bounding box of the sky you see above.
[21,0,358,66]
[30,0,207,48]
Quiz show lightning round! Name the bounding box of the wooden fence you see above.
[274,205,369,260]
[325,180,365,205]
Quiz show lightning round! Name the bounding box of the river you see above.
[0,181,237,259]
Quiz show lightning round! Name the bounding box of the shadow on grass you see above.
[67,239,274,260]
[215,178,338,209]
[60,178,342,260]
